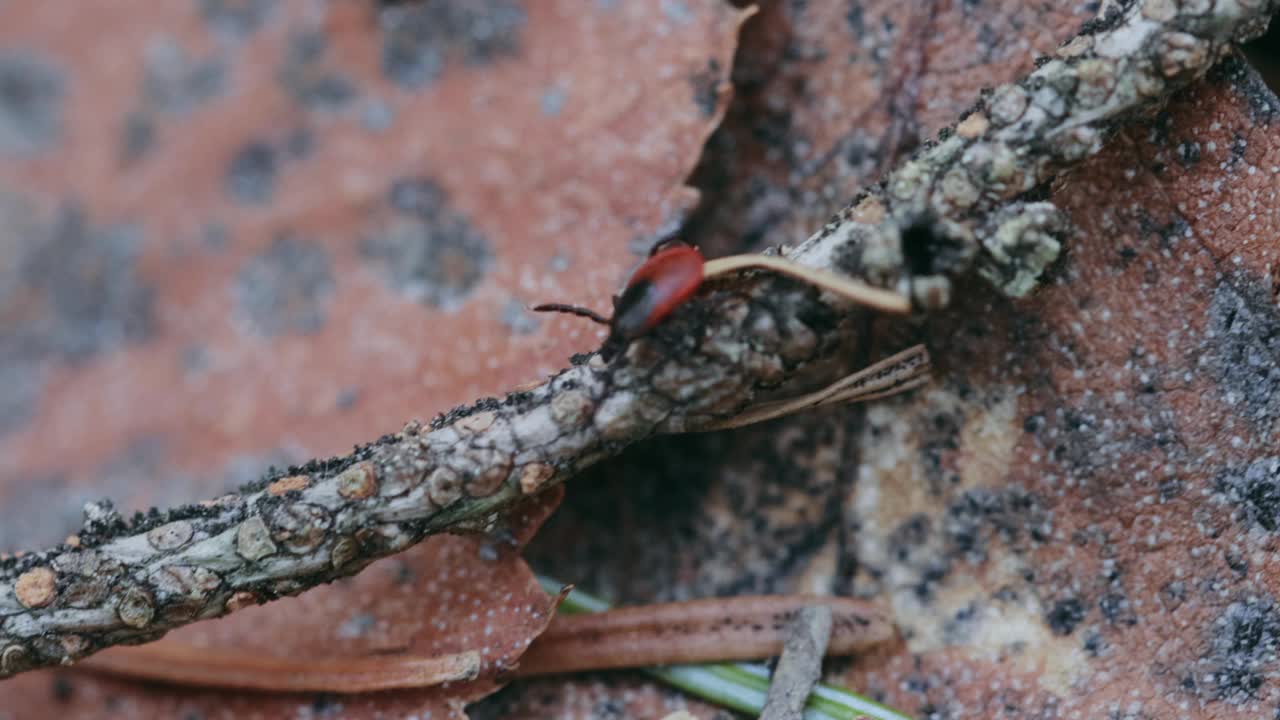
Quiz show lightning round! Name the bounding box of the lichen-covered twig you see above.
[1,0,1275,680]
[797,0,1279,306]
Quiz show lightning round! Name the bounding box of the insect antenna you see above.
[530,303,612,325]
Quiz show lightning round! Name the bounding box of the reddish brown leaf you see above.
[0,0,748,552]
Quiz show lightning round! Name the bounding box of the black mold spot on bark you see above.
[51,674,73,702]
[1217,457,1280,532]
[119,111,156,165]
[361,98,395,132]
[235,235,334,336]
[310,694,341,716]
[1082,628,1105,657]
[144,38,226,116]
[10,203,155,361]
[1230,133,1249,164]
[944,488,1050,565]
[1211,52,1279,126]
[1176,140,1201,167]
[845,4,865,37]
[1204,597,1280,704]
[362,178,494,311]
[1031,395,1183,483]
[0,363,41,439]
[1099,591,1136,626]
[901,214,973,279]
[690,58,722,118]
[335,387,360,411]
[919,406,963,490]
[378,0,526,90]
[198,0,277,41]
[226,141,278,204]
[279,31,356,111]
[182,345,210,374]
[284,126,315,159]
[1146,110,1173,146]
[1075,0,1136,37]
[1047,597,1086,635]
[0,50,64,156]
[1206,276,1280,433]
[203,221,230,251]
[942,602,981,644]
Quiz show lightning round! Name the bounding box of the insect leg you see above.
[530,303,612,325]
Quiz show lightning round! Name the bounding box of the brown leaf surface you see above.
[2,487,564,718]
[0,0,746,551]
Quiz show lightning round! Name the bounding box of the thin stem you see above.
[536,576,915,720]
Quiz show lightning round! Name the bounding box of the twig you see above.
[515,595,884,676]
[1,0,1275,679]
[542,576,912,720]
[761,606,834,720]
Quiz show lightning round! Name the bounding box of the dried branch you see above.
[1,0,1275,679]
[514,595,884,676]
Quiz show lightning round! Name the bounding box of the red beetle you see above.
[534,241,705,341]
[533,240,911,350]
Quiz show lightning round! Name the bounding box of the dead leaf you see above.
[0,0,747,552]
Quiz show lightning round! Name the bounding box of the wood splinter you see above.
[761,605,834,720]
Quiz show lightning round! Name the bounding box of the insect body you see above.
[534,241,912,342]
[531,242,930,428]
[533,241,705,342]
[609,243,705,339]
